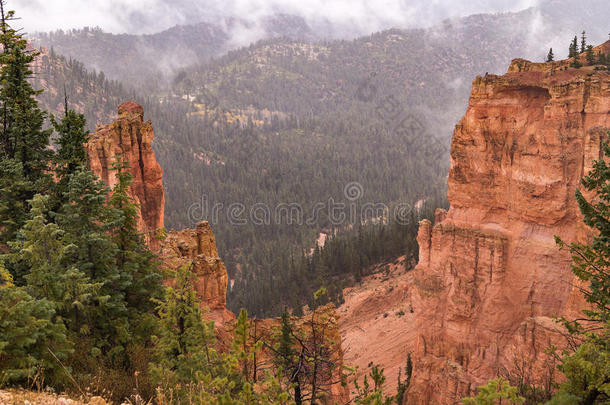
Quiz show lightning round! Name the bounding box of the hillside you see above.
[31,14,315,91]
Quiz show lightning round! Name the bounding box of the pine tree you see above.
[0,3,52,178]
[580,30,587,53]
[571,51,582,68]
[51,100,90,206]
[0,4,53,244]
[55,169,124,352]
[149,264,221,395]
[586,45,595,65]
[0,159,33,246]
[556,139,609,322]
[546,48,554,62]
[569,36,579,58]
[0,261,71,385]
[550,135,610,405]
[107,158,163,342]
[462,378,525,404]
[5,194,102,336]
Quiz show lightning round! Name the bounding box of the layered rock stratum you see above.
[409,44,609,403]
[341,42,609,404]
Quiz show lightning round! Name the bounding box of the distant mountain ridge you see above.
[30,0,610,91]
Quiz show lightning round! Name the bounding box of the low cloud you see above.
[13,0,540,36]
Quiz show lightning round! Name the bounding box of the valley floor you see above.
[338,256,417,397]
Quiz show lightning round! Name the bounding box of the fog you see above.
[14,0,540,36]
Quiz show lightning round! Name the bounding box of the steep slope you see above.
[339,43,610,403]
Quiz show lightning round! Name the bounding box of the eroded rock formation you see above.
[158,221,234,324]
[407,44,609,403]
[87,101,165,250]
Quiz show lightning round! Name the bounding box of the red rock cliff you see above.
[407,45,609,403]
[87,101,165,250]
[158,221,234,324]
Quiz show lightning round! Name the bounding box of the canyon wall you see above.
[407,44,609,403]
[87,101,165,250]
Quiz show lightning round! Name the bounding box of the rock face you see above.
[87,101,165,250]
[407,48,609,403]
[158,221,233,323]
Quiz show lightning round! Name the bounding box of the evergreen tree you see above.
[546,48,554,62]
[571,51,582,68]
[5,194,102,336]
[462,378,524,404]
[556,139,610,323]
[51,101,90,206]
[0,4,53,244]
[580,31,587,53]
[107,158,163,342]
[0,261,71,385]
[569,36,579,58]
[586,45,595,65]
[55,169,125,353]
[550,136,610,404]
[0,159,33,246]
[150,264,230,401]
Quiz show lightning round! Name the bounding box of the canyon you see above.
[87,41,609,404]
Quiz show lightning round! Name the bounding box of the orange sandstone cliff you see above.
[87,101,165,250]
[87,102,231,320]
[409,49,609,402]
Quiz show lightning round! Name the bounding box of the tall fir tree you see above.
[149,264,223,395]
[550,136,610,404]
[55,169,126,354]
[569,36,579,58]
[0,3,53,244]
[580,30,587,53]
[585,45,596,65]
[4,194,102,337]
[107,158,163,343]
[546,48,554,62]
[51,99,90,203]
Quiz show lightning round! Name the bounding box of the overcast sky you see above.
[12,0,540,35]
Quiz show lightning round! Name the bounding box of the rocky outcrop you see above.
[406,46,609,403]
[87,101,165,250]
[158,221,234,324]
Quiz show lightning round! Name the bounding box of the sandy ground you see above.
[338,256,418,398]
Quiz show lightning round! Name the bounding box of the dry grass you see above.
[0,388,94,404]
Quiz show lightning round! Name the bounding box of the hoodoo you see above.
[87,101,165,251]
